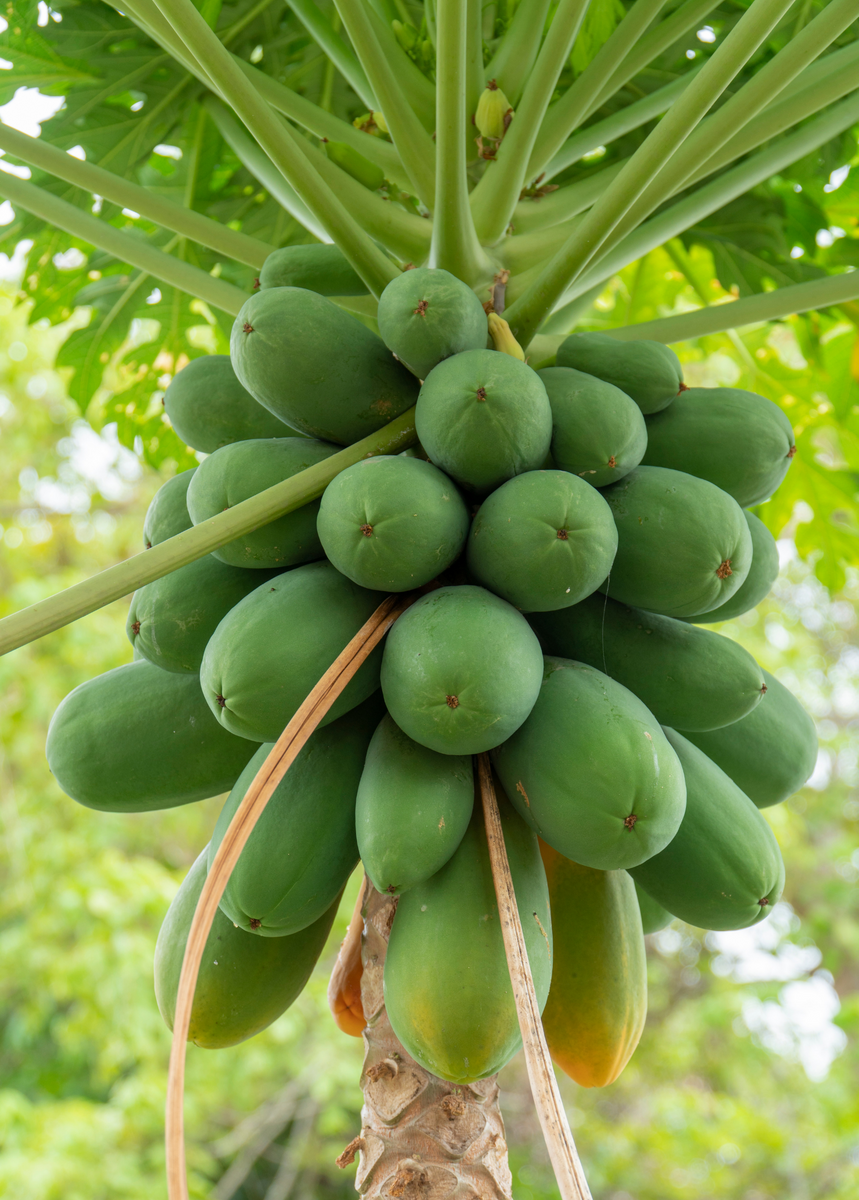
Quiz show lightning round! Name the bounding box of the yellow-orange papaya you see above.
[328,887,366,1038]
[539,843,647,1087]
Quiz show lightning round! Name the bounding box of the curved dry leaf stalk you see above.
[166,592,414,1200]
[476,754,592,1200]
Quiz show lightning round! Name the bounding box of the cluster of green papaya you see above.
[45,248,816,1087]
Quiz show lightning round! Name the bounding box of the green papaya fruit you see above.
[683,669,817,808]
[556,332,683,414]
[230,288,418,445]
[258,243,368,297]
[688,510,779,624]
[201,561,385,743]
[491,657,686,870]
[376,266,488,380]
[46,661,259,812]
[154,849,337,1048]
[466,469,618,612]
[642,387,795,507]
[356,714,474,894]
[530,593,766,731]
[186,437,338,569]
[634,879,673,935]
[142,469,195,548]
[127,555,280,674]
[323,139,386,191]
[384,788,552,1083]
[538,366,648,487]
[316,455,470,591]
[208,698,380,936]
[540,846,647,1087]
[164,355,293,454]
[601,466,752,618]
[380,585,544,755]
[629,728,785,930]
[415,349,553,493]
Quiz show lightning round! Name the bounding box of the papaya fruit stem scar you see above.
[215,694,226,708]
[716,559,733,579]
[446,694,459,708]
[335,1136,364,1169]
[242,323,253,333]
[413,299,429,316]
[476,386,487,402]
[624,814,639,830]
[556,529,568,541]
[360,523,373,536]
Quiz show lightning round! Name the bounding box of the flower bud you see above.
[475,80,514,140]
[488,313,525,361]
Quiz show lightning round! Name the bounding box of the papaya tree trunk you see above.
[343,884,513,1198]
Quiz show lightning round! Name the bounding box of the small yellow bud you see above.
[475,80,514,140]
[488,313,525,361]
[373,110,389,135]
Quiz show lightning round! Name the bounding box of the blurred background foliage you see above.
[0,0,858,1196]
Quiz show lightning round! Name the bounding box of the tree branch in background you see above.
[0,410,417,657]
[0,120,272,269]
[149,0,399,297]
[0,171,248,313]
[504,0,799,344]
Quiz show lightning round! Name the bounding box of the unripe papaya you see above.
[164,355,293,454]
[316,455,470,591]
[356,714,474,895]
[634,879,673,934]
[376,267,488,380]
[556,333,683,414]
[384,789,552,1084]
[629,728,785,930]
[127,555,279,674]
[601,466,752,618]
[642,387,795,507]
[491,657,686,870]
[258,243,368,297]
[415,349,553,493]
[380,585,544,755]
[530,593,766,731]
[46,661,259,812]
[230,288,418,445]
[143,469,195,548]
[688,510,779,624]
[466,469,618,612]
[154,850,338,1048]
[540,846,647,1087]
[538,366,647,487]
[683,669,817,808]
[209,699,380,936]
[186,437,338,569]
[201,562,385,743]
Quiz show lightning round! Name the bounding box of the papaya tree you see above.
[0,1,858,1198]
